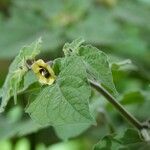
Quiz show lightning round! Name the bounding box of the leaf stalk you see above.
[89,79,149,131]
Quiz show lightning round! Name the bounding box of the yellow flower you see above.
[31,59,56,85]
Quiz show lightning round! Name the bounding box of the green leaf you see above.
[53,97,101,140]
[120,129,142,145]
[78,45,117,96]
[62,39,117,96]
[94,135,121,150]
[26,56,94,126]
[63,37,84,56]
[93,129,150,150]
[0,38,41,113]
[54,123,90,140]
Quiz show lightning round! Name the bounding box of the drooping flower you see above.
[31,59,56,85]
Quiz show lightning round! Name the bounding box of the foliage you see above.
[94,129,150,150]
[0,0,150,150]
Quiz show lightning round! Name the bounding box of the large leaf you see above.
[0,39,41,112]
[26,56,94,126]
[53,98,101,140]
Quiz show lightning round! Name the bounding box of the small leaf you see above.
[26,56,94,126]
[63,37,84,56]
[120,129,142,145]
[0,38,41,112]
[78,45,117,96]
[93,129,150,150]
[94,135,121,150]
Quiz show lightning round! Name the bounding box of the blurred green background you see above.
[0,0,150,150]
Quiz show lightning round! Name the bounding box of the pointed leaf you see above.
[78,45,117,96]
[26,56,94,126]
[0,38,41,112]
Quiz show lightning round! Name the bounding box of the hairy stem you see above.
[89,79,145,130]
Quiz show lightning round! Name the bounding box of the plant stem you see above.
[89,79,144,130]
